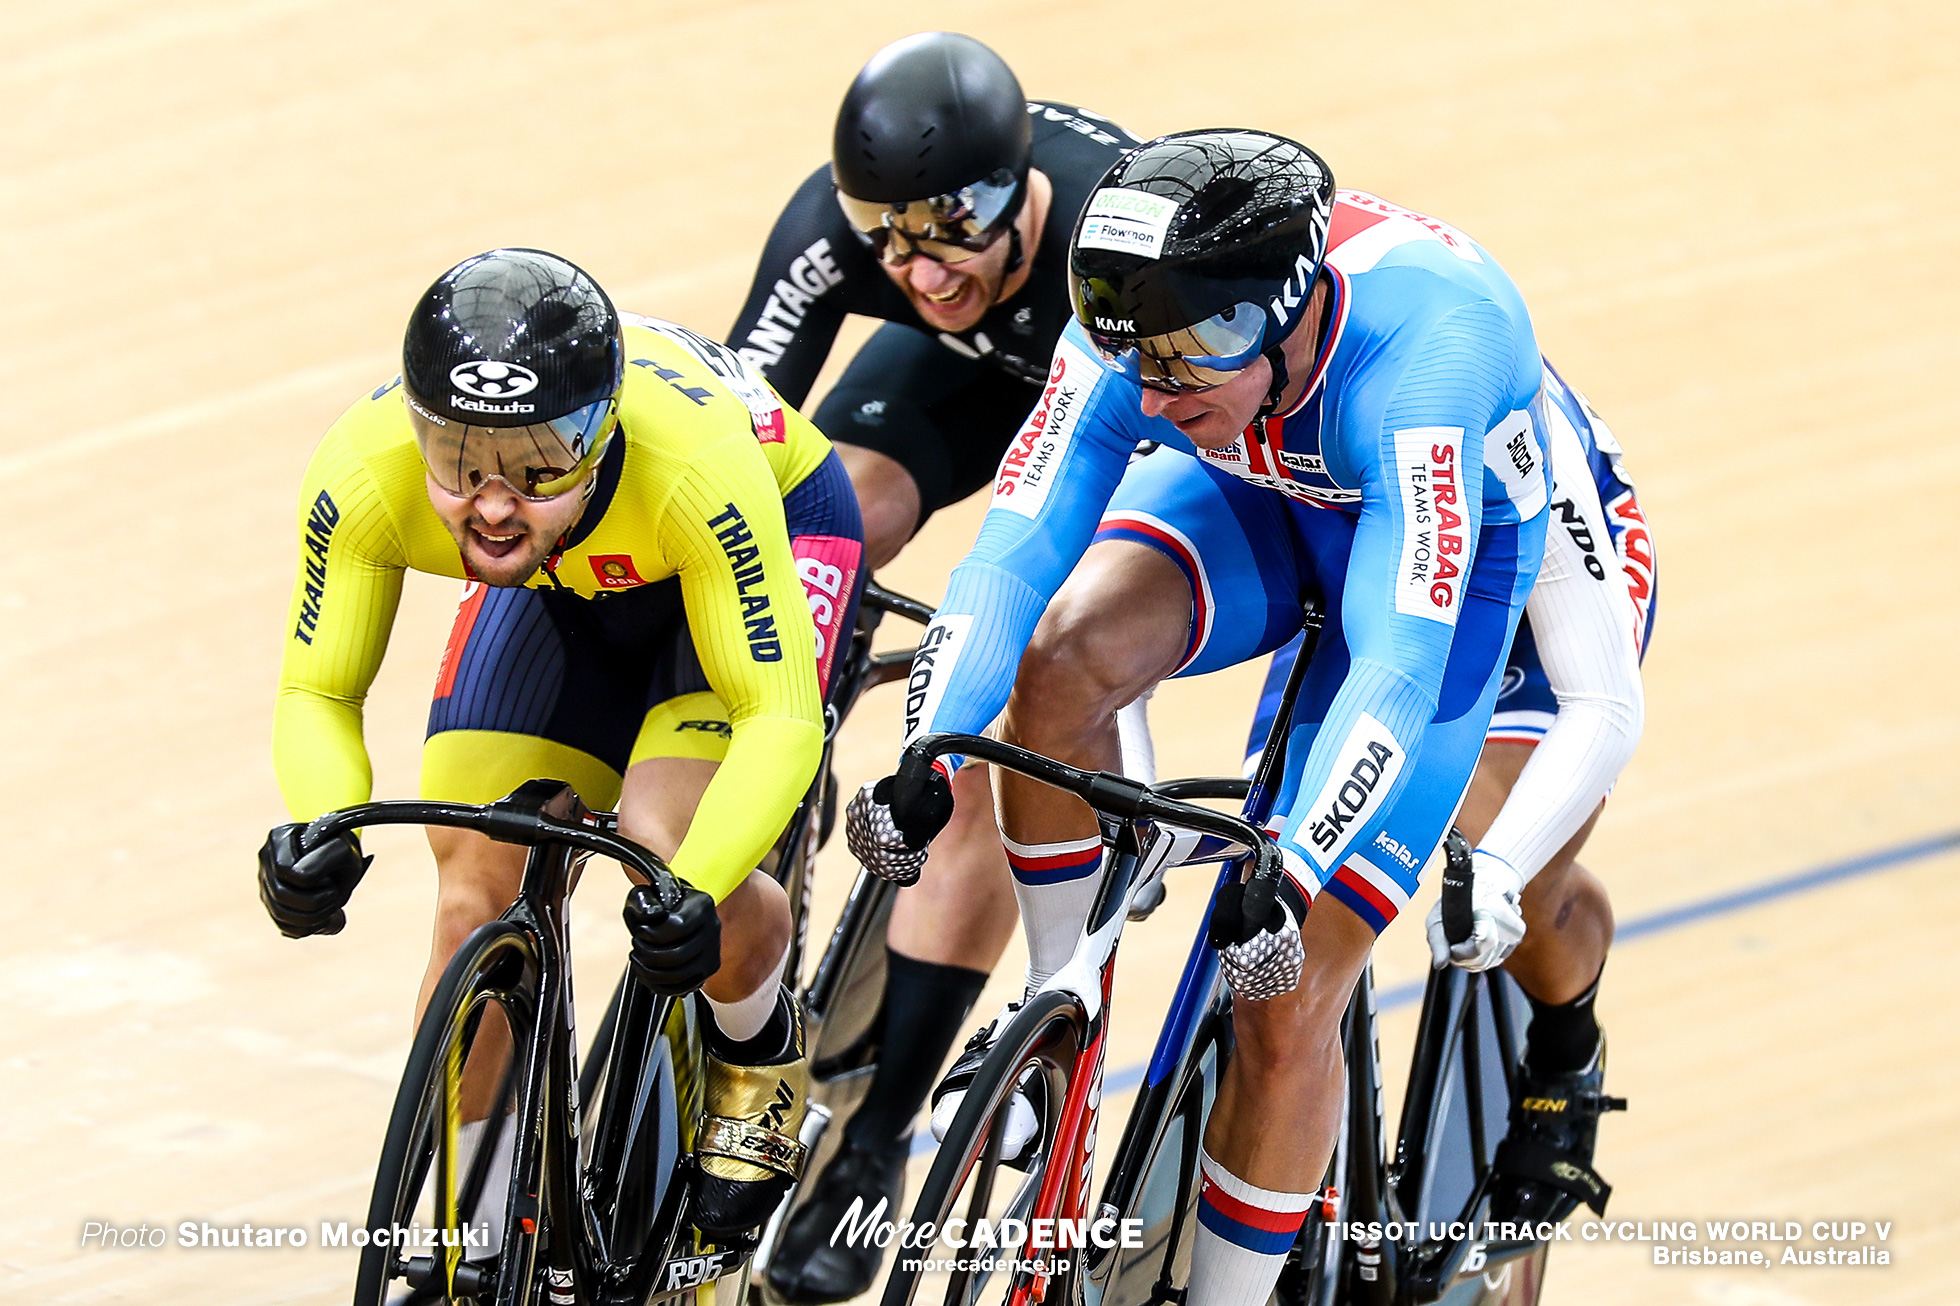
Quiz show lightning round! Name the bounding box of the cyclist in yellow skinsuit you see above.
[258,248,865,1240]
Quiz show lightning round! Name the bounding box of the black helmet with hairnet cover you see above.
[401,249,625,500]
[1069,131,1335,398]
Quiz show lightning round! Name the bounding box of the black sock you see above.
[1524,970,1603,1077]
[843,949,989,1155]
[702,986,796,1065]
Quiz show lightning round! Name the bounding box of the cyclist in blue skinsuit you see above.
[1242,357,1653,1222]
[848,129,1560,1306]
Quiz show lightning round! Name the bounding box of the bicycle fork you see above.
[1011,959,1117,1306]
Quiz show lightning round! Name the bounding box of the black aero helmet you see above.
[402,248,624,500]
[832,33,1033,265]
[1070,130,1335,401]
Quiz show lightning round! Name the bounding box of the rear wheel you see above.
[1394,968,1546,1305]
[879,991,1084,1306]
[354,920,541,1306]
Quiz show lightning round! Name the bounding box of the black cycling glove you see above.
[258,823,372,938]
[887,766,956,848]
[624,884,722,996]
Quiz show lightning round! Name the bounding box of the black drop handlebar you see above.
[300,777,687,912]
[898,733,1289,923]
[860,580,936,626]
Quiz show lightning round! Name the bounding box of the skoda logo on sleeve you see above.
[449,360,540,400]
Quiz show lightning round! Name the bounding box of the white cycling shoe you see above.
[927,1004,1043,1166]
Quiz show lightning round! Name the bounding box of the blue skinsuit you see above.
[905,192,1553,929]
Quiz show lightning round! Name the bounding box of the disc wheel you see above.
[353,920,541,1306]
[879,991,1084,1306]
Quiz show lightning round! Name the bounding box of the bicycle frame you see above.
[749,583,938,1289]
[896,598,1549,1306]
[891,733,1289,1306]
[319,783,734,1305]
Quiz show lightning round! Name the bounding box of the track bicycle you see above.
[880,611,1562,1306]
[745,581,942,1283]
[317,779,732,1306]
[321,586,934,1305]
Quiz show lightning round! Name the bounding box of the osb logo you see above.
[589,554,646,589]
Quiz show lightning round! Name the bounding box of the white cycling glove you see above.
[1425,850,1527,972]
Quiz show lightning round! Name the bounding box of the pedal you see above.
[402,1255,495,1297]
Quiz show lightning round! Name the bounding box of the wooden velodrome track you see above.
[3,1,1956,1302]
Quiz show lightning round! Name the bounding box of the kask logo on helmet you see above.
[449,360,540,400]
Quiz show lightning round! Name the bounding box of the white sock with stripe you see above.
[1188,1148,1315,1306]
[1002,833,1104,991]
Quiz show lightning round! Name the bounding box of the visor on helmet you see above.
[1087,301,1268,393]
[836,168,1023,265]
[408,394,619,501]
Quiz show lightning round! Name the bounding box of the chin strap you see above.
[1255,342,1291,419]
[1004,224,1024,276]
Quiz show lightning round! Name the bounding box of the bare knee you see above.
[943,763,999,839]
[1009,553,1187,745]
[837,443,920,571]
[707,871,792,1002]
[1520,856,1614,943]
[1232,973,1349,1082]
[427,828,525,957]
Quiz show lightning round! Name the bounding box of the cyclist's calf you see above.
[1205,894,1376,1193]
[421,826,528,1119]
[1508,856,1614,1006]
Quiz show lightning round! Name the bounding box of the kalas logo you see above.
[450,360,540,400]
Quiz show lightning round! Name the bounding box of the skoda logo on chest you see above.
[449,360,540,400]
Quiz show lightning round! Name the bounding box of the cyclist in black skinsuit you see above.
[728,48,1136,555]
[725,32,1138,1305]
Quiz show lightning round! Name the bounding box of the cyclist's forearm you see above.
[669,714,823,901]
[1272,657,1436,882]
[273,689,373,821]
[901,563,1047,757]
[1480,568,1644,881]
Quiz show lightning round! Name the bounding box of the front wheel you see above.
[879,991,1085,1306]
[353,920,542,1306]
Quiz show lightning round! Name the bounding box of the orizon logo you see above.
[449,360,539,400]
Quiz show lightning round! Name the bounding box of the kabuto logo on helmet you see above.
[449,360,540,400]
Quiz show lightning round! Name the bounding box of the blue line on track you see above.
[910,828,1960,1154]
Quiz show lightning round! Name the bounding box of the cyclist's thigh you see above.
[628,452,867,771]
[811,321,1006,530]
[421,581,670,812]
[1275,514,1541,933]
[1095,443,1318,678]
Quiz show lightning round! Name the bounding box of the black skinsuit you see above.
[725,102,1139,527]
